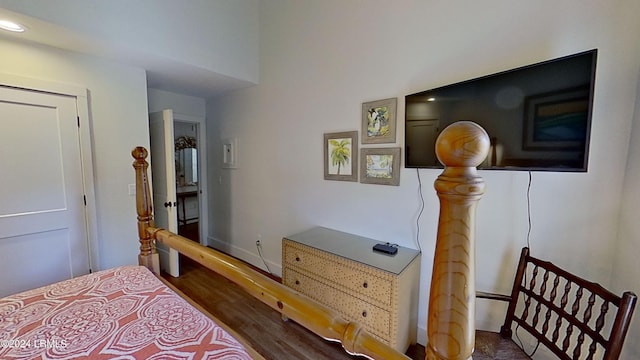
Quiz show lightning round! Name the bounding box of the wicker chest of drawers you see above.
[282,227,421,352]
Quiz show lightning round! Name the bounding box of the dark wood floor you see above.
[178,221,199,243]
[163,255,530,360]
[162,255,427,360]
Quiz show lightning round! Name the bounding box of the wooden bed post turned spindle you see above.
[427,121,490,360]
[132,146,160,274]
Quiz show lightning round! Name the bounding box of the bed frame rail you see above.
[133,120,489,360]
[132,146,409,360]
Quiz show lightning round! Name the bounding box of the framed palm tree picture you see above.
[360,147,401,186]
[324,131,358,182]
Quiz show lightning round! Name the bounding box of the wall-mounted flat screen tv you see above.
[405,49,597,172]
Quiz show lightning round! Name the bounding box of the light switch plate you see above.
[222,137,238,169]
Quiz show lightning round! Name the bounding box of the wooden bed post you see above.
[427,121,490,360]
[132,146,160,274]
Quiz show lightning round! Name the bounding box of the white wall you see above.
[148,88,206,117]
[613,70,640,359]
[0,37,150,270]
[207,0,640,354]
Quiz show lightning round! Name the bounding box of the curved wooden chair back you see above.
[500,247,636,360]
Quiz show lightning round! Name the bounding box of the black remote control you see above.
[372,243,398,255]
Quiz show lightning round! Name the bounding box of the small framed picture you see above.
[360,147,401,186]
[324,131,358,182]
[362,97,397,144]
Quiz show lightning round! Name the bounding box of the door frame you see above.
[173,112,208,245]
[0,73,99,271]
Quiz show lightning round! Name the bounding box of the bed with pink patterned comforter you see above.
[0,265,255,359]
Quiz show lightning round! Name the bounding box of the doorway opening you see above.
[174,121,201,243]
[149,109,208,277]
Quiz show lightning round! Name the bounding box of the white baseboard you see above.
[207,236,282,277]
[417,325,427,346]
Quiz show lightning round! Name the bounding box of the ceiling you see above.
[0,4,257,98]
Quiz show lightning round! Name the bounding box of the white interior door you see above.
[0,86,90,297]
[149,109,179,277]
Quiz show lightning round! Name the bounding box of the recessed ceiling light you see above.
[0,20,27,32]
[427,97,436,102]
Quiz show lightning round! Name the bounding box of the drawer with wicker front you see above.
[283,239,393,307]
[282,227,421,353]
[283,267,391,341]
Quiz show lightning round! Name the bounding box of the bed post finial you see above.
[427,121,489,360]
[132,147,160,274]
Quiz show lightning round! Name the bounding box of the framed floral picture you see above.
[324,131,358,182]
[360,147,401,186]
[362,97,397,144]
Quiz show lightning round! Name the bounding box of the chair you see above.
[475,247,637,360]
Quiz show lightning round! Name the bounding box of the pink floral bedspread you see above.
[0,265,254,359]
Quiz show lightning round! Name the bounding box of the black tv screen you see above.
[405,49,597,172]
